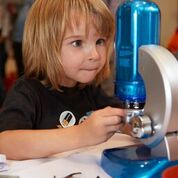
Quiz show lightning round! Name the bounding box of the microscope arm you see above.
[130,45,178,160]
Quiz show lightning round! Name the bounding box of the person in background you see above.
[12,0,34,77]
[167,27,178,60]
[0,0,125,160]
[0,77,5,106]
[0,0,12,106]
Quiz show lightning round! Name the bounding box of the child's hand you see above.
[78,106,125,146]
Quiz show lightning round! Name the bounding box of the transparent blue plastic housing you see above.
[101,146,178,178]
[115,0,160,109]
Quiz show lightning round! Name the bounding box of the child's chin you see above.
[79,78,95,84]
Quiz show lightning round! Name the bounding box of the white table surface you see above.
[0,134,139,178]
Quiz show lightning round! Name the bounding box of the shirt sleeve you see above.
[0,79,40,132]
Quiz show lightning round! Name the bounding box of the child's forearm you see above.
[0,126,86,160]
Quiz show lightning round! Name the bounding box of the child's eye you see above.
[96,38,106,46]
[71,40,82,47]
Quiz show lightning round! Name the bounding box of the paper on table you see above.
[10,152,111,178]
[0,154,9,172]
[0,134,139,178]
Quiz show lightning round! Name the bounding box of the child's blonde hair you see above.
[23,0,115,89]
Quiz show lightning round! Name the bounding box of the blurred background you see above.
[0,0,177,106]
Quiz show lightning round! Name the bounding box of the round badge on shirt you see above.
[59,111,76,128]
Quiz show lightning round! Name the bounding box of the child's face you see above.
[60,20,107,87]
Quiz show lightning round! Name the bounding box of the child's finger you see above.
[104,115,123,126]
[98,106,126,117]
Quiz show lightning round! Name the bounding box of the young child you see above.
[0,0,125,160]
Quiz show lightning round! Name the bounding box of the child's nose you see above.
[88,45,99,61]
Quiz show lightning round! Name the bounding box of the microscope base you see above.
[101,146,178,178]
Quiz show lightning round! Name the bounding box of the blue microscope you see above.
[101,0,178,177]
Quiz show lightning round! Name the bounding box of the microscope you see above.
[101,45,178,178]
[101,0,178,177]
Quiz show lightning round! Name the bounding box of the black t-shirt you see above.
[0,77,122,132]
